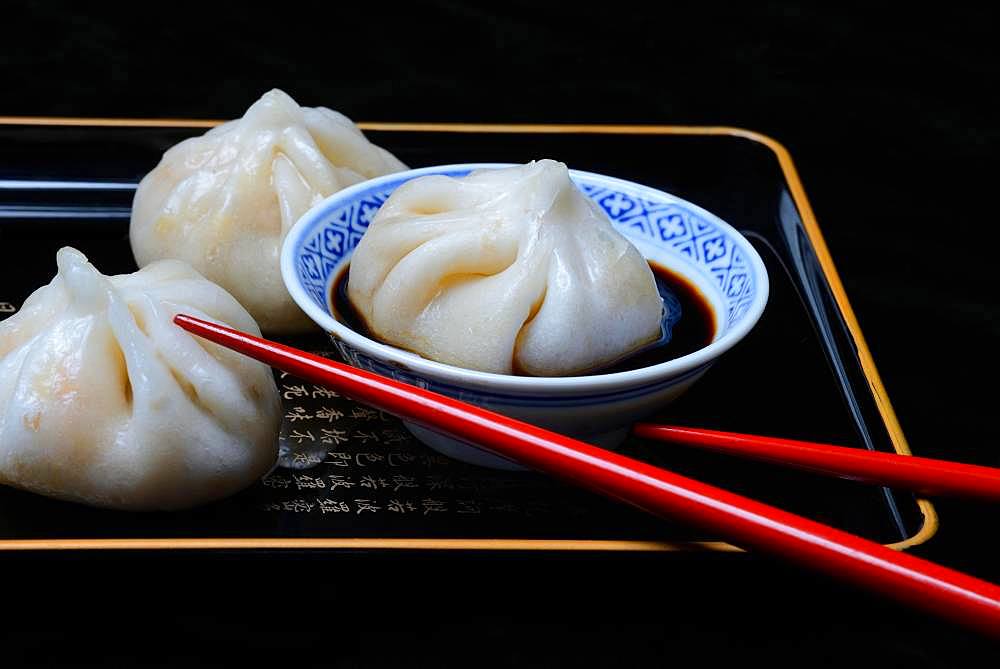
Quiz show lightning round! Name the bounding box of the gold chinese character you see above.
[282,384,309,399]
[421,498,448,515]
[391,475,419,492]
[325,451,351,467]
[354,499,381,514]
[282,499,315,513]
[387,499,417,513]
[288,429,315,444]
[311,385,340,399]
[284,406,312,422]
[360,474,388,489]
[293,474,326,490]
[320,428,349,445]
[387,452,416,467]
[425,474,454,491]
[327,474,355,490]
[317,498,351,513]
[315,406,345,422]
[262,474,292,489]
[355,453,385,467]
[292,452,323,467]
[352,430,379,444]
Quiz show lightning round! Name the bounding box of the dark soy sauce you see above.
[330,261,715,376]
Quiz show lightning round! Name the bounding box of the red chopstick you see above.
[633,424,1000,502]
[174,314,1000,637]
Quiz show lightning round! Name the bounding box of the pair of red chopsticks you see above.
[175,314,1000,637]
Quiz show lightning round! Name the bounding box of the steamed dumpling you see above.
[0,248,282,510]
[347,160,664,376]
[130,88,408,333]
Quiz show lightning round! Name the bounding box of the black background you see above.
[2,1,999,664]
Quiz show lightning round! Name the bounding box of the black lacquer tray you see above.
[0,120,936,552]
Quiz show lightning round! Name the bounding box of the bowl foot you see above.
[402,421,630,471]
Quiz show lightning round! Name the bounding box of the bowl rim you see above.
[281,162,769,394]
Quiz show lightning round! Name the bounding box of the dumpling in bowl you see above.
[0,248,282,510]
[347,160,665,376]
[130,88,407,333]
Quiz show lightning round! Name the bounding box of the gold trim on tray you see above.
[0,538,741,552]
[0,117,937,553]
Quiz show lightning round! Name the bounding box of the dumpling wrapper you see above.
[130,88,407,333]
[0,248,282,510]
[347,160,664,376]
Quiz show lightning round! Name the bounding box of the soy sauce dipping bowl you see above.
[281,164,769,469]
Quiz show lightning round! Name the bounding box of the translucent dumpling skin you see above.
[130,89,407,333]
[347,160,664,376]
[0,248,282,510]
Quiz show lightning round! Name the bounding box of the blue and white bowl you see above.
[281,164,769,469]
